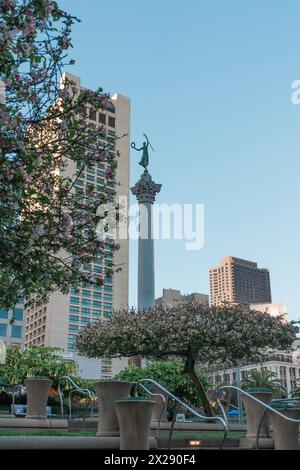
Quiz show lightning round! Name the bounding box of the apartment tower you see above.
[210,256,272,307]
[24,74,130,378]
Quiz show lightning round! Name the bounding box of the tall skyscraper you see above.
[210,256,272,306]
[24,74,130,378]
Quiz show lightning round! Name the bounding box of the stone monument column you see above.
[131,170,161,310]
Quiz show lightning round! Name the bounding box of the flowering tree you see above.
[0,0,120,308]
[76,303,296,416]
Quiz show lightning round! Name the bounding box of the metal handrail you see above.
[135,378,229,450]
[57,376,96,419]
[138,383,167,438]
[218,385,300,449]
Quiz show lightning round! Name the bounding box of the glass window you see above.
[108,116,115,128]
[99,113,106,124]
[82,290,91,297]
[0,323,7,336]
[69,324,79,332]
[104,101,115,113]
[80,308,90,315]
[93,292,102,299]
[89,109,96,120]
[69,315,79,323]
[13,308,23,321]
[11,325,22,338]
[0,310,8,319]
[70,306,79,313]
[70,297,80,304]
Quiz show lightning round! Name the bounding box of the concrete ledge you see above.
[156,422,247,432]
[0,436,158,450]
[0,417,68,430]
[239,437,274,449]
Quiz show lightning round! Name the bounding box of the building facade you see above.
[24,73,130,379]
[250,302,288,322]
[0,301,25,348]
[208,347,300,396]
[210,256,272,306]
[156,288,209,307]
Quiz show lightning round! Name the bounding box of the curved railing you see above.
[57,376,96,419]
[217,385,300,449]
[138,382,167,438]
[135,378,229,450]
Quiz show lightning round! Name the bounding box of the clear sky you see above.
[60,0,300,321]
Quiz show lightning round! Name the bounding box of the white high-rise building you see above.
[24,73,130,379]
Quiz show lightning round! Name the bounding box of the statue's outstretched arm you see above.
[131,142,143,151]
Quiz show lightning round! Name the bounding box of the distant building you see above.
[0,301,25,348]
[155,288,209,307]
[207,347,300,396]
[210,256,272,306]
[250,302,288,322]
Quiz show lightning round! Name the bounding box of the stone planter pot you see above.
[242,388,273,439]
[25,377,53,419]
[149,387,168,422]
[114,397,155,450]
[94,381,133,437]
[268,406,300,450]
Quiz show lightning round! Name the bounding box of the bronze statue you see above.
[131,134,154,170]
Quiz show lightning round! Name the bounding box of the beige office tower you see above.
[25,73,130,379]
[210,256,272,307]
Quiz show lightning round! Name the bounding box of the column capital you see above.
[131,170,162,204]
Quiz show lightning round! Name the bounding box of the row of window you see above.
[0,324,22,338]
[0,308,23,321]
[88,109,116,128]
[70,297,112,307]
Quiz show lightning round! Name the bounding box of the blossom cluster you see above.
[76,303,296,367]
[0,1,120,308]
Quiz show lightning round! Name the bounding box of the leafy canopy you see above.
[76,303,296,367]
[0,344,77,386]
[116,361,210,408]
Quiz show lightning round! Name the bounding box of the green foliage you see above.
[242,368,286,398]
[0,345,78,386]
[116,361,210,408]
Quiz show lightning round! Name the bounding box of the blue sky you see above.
[60,0,300,320]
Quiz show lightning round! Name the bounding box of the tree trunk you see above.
[185,356,214,418]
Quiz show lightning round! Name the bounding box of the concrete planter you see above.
[149,387,168,422]
[114,398,155,450]
[268,407,300,450]
[241,388,273,446]
[94,381,133,437]
[25,377,53,419]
